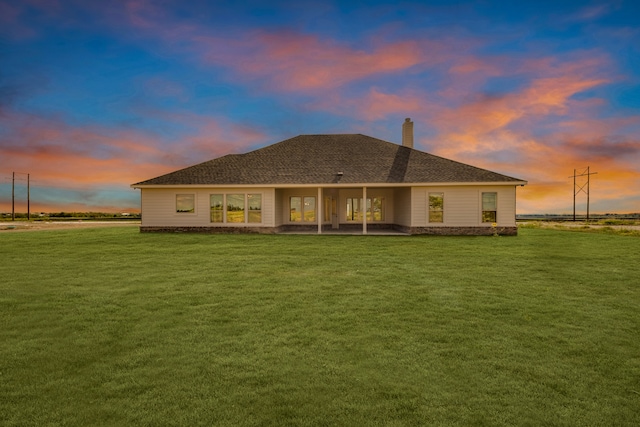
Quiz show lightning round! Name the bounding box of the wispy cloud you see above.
[176,32,444,93]
[564,2,618,24]
[109,3,455,93]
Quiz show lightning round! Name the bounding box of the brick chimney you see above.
[402,118,413,148]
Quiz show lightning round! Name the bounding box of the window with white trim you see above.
[248,194,262,223]
[290,196,315,222]
[209,194,262,224]
[482,192,497,223]
[346,198,362,222]
[176,194,195,213]
[210,194,223,222]
[347,197,386,222]
[227,194,245,223]
[368,197,385,221]
[429,193,444,223]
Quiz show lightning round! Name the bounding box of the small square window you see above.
[176,194,195,213]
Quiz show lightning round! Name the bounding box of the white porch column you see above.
[362,186,367,235]
[317,187,322,234]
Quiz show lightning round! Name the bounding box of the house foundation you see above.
[139,225,518,236]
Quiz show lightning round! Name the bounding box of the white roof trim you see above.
[132,181,527,189]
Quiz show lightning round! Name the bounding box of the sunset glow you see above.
[1,0,639,214]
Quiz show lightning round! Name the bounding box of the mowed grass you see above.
[1,228,639,426]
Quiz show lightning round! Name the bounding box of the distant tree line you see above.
[517,213,640,221]
[2,212,141,219]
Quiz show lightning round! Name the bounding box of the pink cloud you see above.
[369,51,636,213]
[124,0,162,30]
[192,32,442,92]
[108,7,456,93]
[429,54,612,158]
[449,56,505,76]
[0,109,268,208]
[0,1,38,39]
[311,88,436,121]
[564,2,618,23]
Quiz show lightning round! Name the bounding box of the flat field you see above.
[1,227,639,426]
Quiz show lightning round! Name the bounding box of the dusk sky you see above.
[2,0,639,214]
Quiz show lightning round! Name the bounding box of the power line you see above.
[569,167,598,221]
[1,172,139,193]
[10,172,31,221]
[1,179,136,194]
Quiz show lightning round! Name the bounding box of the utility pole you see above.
[570,167,598,221]
[27,173,30,220]
[10,172,31,221]
[12,172,15,221]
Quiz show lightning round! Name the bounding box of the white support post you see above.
[362,186,367,235]
[317,187,322,234]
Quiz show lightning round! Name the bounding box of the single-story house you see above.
[131,119,527,235]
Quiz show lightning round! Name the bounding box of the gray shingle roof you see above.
[133,134,524,186]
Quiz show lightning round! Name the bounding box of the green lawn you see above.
[1,228,639,426]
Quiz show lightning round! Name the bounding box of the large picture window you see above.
[290,196,316,222]
[210,193,262,224]
[347,197,385,222]
[227,194,245,223]
[176,194,195,213]
[482,192,497,223]
[429,193,444,223]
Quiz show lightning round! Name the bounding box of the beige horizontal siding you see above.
[140,185,518,229]
[394,187,412,227]
[141,188,275,227]
[411,186,517,227]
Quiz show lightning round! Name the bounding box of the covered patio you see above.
[275,185,406,235]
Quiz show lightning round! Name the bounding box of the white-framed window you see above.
[368,197,385,221]
[176,194,195,213]
[210,194,224,223]
[226,194,245,223]
[209,193,262,224]
[290,196,316,222]
[482,192,497,223]
[346,197,386,222]
[248,194,262,223]
[429,193,444,223]
[346,198,362,222]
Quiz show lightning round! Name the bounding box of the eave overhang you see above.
[131,180,528,190]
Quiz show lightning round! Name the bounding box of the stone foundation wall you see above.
[332,223,396,232]
[396,225,518,236]
[277,224,321,233]
[140,224,518,236]
[140,226,278,234]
